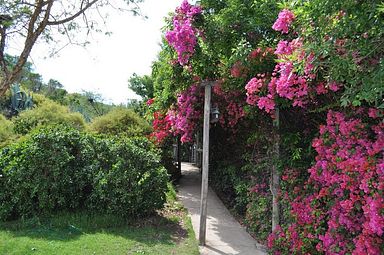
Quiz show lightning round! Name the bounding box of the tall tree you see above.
[0,0,143,97]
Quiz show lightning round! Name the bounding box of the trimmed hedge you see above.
[0,125,168,221]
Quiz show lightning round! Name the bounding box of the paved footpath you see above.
[177,163,267,255]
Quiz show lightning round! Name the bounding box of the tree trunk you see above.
[271,108,280,231]
[0,79,10,97]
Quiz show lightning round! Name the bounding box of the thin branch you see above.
[7,0,53,84]
[46,0,100,26]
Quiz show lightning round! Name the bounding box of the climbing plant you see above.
[146,1,383,254]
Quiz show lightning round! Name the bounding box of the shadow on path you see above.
[177,163,267,255]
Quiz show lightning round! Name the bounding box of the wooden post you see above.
[271,107,280,231]
[177,134,182,178]
[199,82,211,246]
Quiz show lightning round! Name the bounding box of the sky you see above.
[27,0,182,104]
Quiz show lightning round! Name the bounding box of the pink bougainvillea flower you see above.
[272,9,295,34]
[257,95,275,113]
[328,81,341,91]
[165,0,202,66]
[146,98,154,106]
[274,40,293,55]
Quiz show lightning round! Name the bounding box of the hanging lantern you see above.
[210,106,220,123]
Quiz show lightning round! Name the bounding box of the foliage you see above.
[88,137,168,218]
[88,107,151,137]
[210,163,251,214]
[0,114,14,147]
[1,56,114,122]
[10,84,33,115]
[44,79,68,104]
[128,73,155,100]
[129,1,384,253]
[0,125,169,221]
[12,95,85,135]
[246,193,272,241]
[0,125,93,220]
[293,0,384,108]
[3,55,44,93]
[66,91,114,122]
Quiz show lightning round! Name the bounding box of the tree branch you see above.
[46,0,100,26]
[0,0,54,96]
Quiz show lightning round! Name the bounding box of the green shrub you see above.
[245,193,272,241]
[13,96,85,134]
[88,108,152,137]
[0,125,168,221]
[210,162,250,215]
[89,137,168,218]
[0,125,92,220]
[0,115,14,148]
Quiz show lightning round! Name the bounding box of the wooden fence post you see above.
[199,82,211,246]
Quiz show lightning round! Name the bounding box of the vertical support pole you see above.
[199,83,211,246]
[271,107,280,231]
[177,134,182,178]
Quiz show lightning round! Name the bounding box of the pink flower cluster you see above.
[165,0,202,65]
[268,110,384,254]
[273,38,316,107]
[272,9,295,34]
[171,84,203,143]
[245,77,264,104]
[246,16,344,115]
[245,75,277,115]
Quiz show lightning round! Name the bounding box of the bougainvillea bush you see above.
[268,110,384,254]
[145,0,383,254]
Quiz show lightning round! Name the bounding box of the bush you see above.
[0,125,168,221]
[210,162,250,215]
[89,138,168,217]
[0,126,92,220]
[245,193,272,242]
[0,114,14,148]
[88,108,152,137]
[13,96,85,134]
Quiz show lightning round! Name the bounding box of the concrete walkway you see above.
[177,163,267,255]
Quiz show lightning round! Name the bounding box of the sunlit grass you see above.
[0,184,199,255]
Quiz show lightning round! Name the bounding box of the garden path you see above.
[177,162,267,255]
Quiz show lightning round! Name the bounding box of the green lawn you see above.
[0,186,199,255]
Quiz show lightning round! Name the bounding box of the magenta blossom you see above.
[272,9,295,34]
[165,0,202,66]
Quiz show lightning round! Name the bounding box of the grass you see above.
[0,183,199,255]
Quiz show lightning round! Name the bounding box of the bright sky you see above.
[28,0,182,104]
